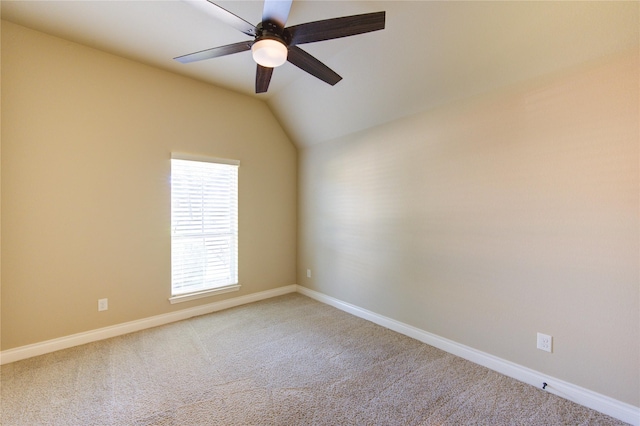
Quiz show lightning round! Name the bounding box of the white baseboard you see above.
[0,284,297,366]
[296,285,640,426]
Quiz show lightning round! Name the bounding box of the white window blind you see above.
[171,155,239,297]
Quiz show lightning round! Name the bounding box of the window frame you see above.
[169,153,240,304]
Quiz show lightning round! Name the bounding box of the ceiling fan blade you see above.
[262,0,293,27]
[256,65,274,93]
[174,41,252,64]
[287,11,385,46]
[188,0,257,37]
[287,46,342,86]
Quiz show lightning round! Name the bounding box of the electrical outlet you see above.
[307,269,312,278]
[98,298,108,312]
[537,332,552,352]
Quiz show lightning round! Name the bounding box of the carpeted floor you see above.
[0,293,629,425]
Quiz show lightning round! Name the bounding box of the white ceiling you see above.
[2,1,638,147]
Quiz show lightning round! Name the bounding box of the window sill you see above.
[169,284,241,304]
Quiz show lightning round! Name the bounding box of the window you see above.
[170,154,239,303]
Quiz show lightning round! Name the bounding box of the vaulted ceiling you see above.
[2,1,638,147]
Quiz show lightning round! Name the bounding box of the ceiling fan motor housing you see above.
[255,20,291,46]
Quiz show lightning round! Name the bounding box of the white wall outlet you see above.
[306,269,312,278]
[98,298,108,312]
[537,332,552,352]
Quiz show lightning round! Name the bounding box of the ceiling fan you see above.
[174,0,385,93]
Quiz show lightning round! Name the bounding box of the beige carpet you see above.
[0,293,628,425]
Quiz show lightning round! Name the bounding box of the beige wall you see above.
[299,51,639,406]
[1,21,297,350]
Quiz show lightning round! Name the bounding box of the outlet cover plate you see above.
[98,298,108,312]
[537,332,552,352]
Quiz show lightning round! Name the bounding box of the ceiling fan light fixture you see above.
[252,38,288,68]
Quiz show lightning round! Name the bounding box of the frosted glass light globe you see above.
[251,39,288,68]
